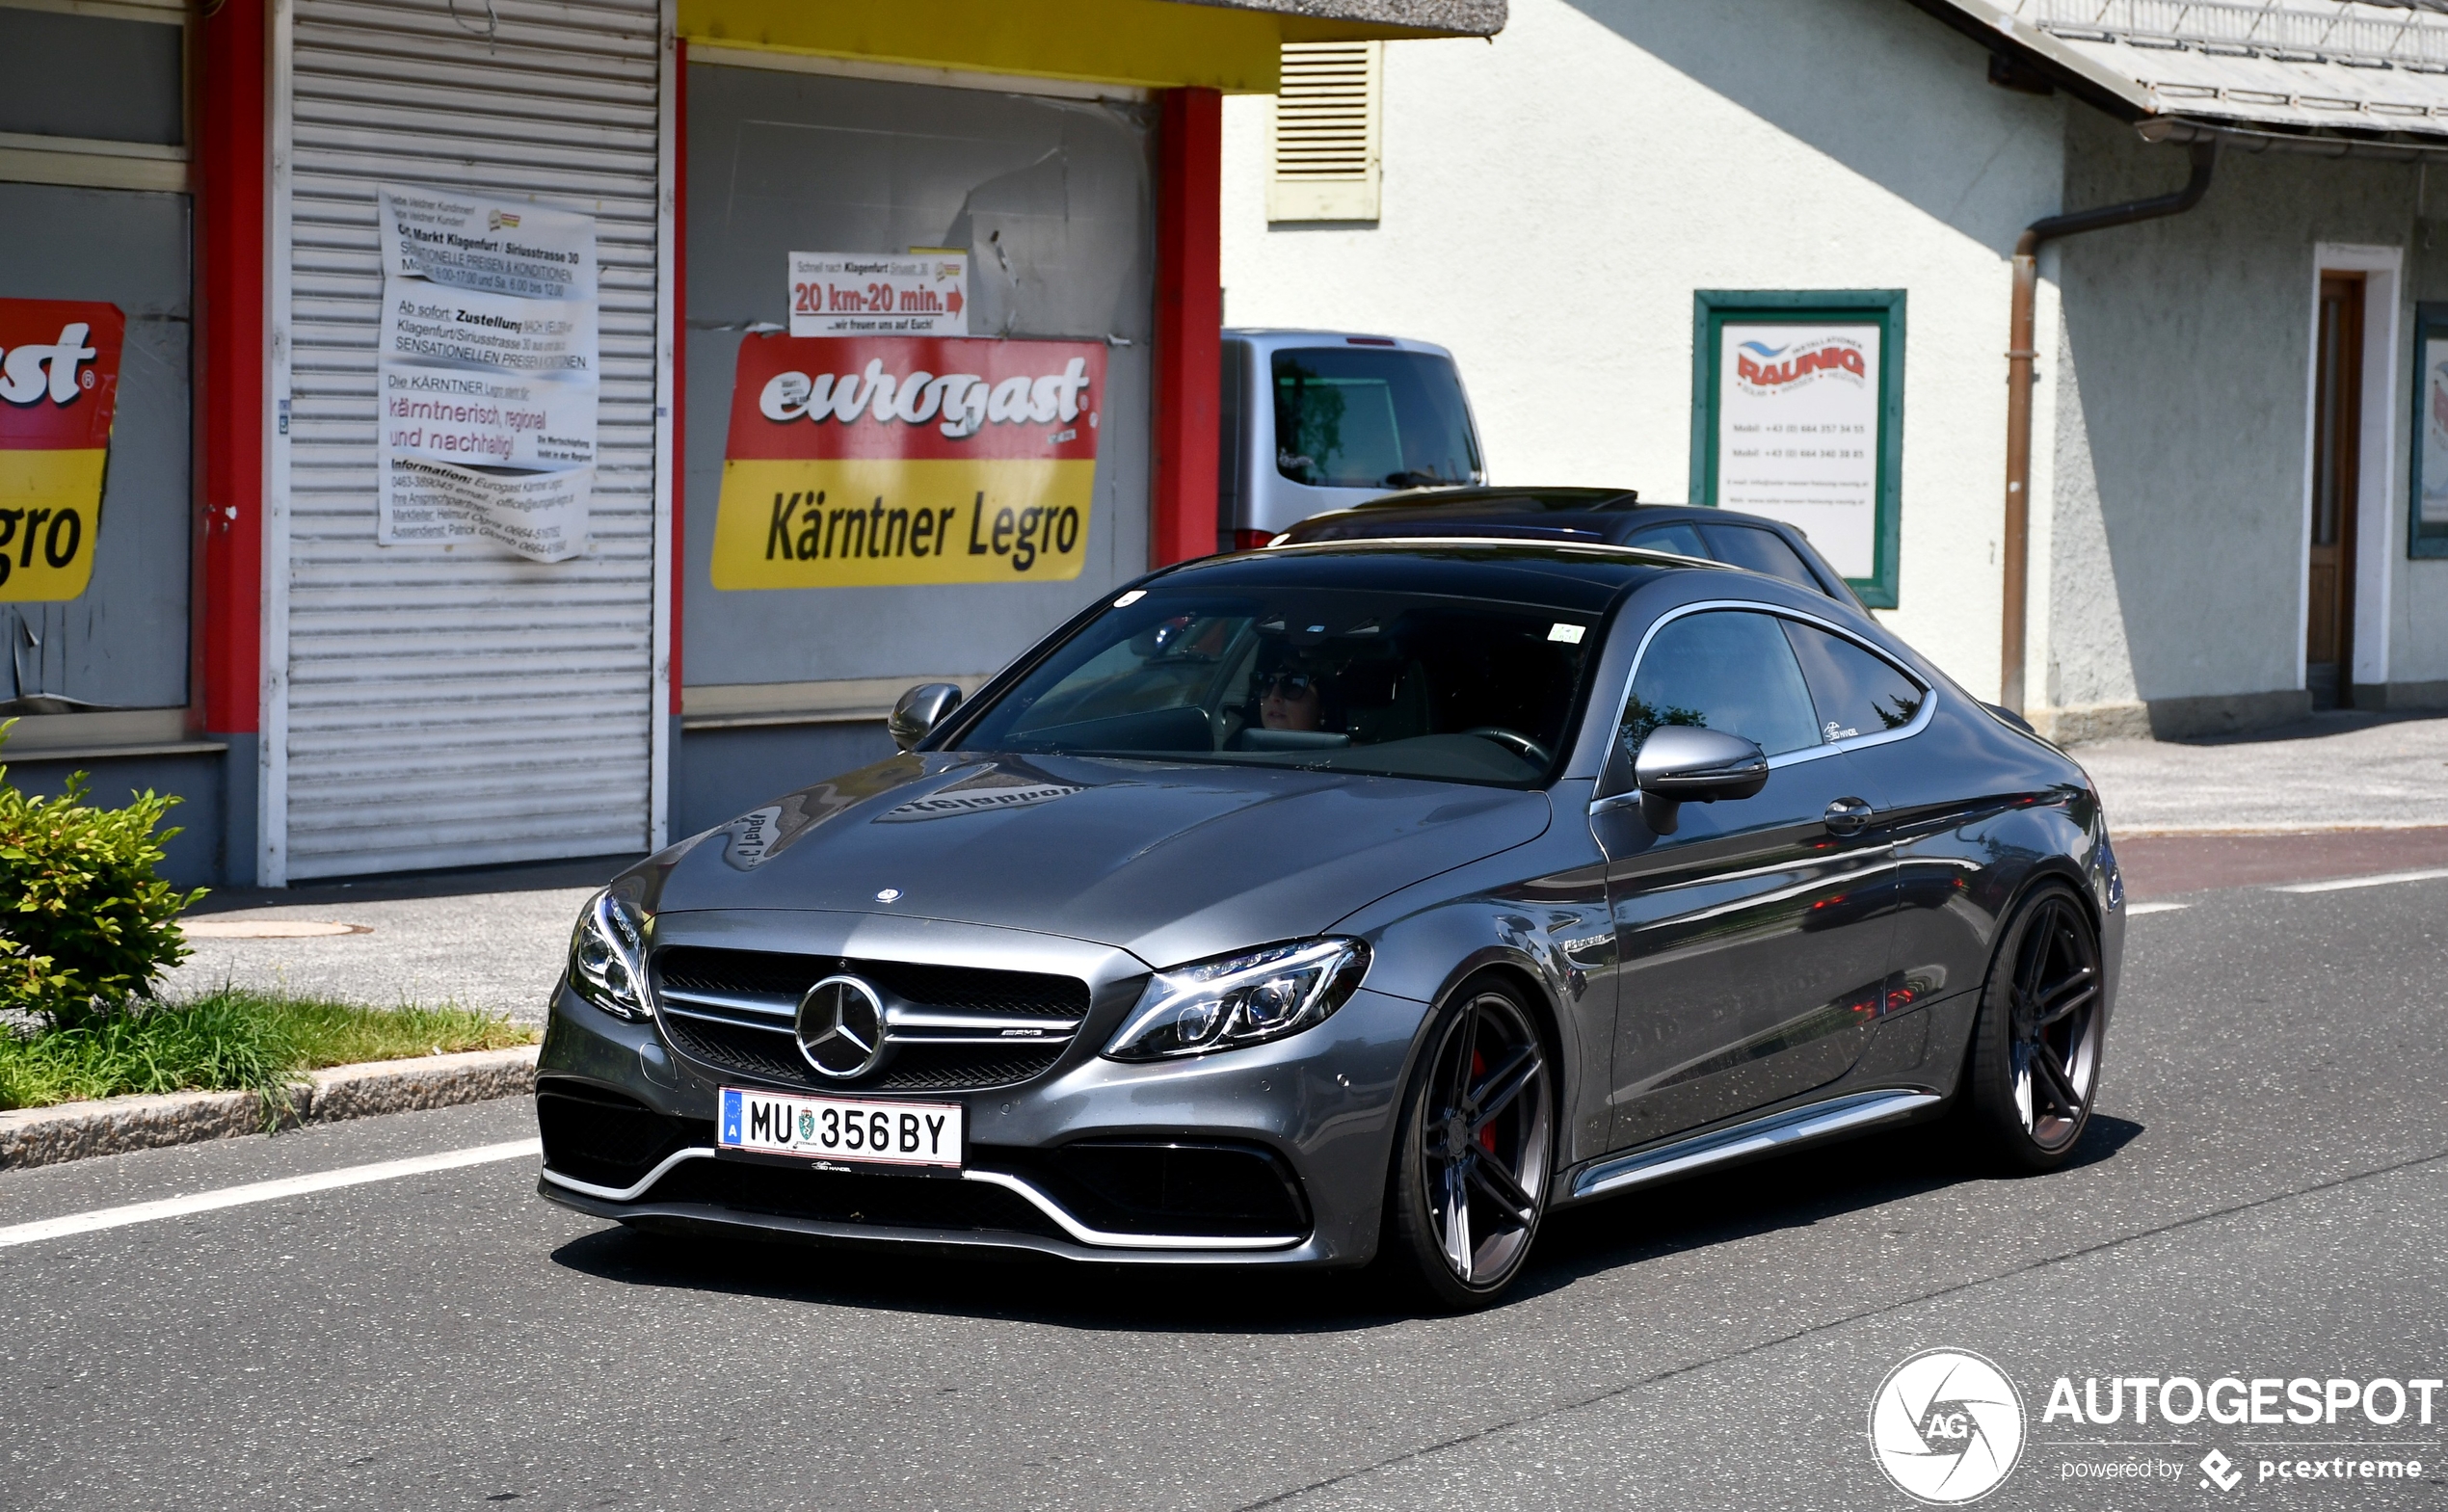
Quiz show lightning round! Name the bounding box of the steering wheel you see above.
[1462,726,1553,765]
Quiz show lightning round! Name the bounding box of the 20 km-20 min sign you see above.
[787,252,968,337]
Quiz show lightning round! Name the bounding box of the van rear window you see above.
[1272,349,1481,491]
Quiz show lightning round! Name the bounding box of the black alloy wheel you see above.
[1966,884,2106,1171]
[1387,977,1555,1309]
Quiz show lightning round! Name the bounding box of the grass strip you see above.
[0,986,535,1113]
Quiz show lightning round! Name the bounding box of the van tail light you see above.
[1233,530,1278,552]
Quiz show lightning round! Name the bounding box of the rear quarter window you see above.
[1780,621,1927,742]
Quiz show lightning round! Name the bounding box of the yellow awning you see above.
[679,0,1503,94]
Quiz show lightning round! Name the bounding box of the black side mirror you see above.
[889,682,963,752]
[1631,725,1769,835]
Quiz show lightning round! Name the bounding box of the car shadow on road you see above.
[547,1221,1423,1336]
[1515,1113,2145,1305]
[546,1112,2144,1332]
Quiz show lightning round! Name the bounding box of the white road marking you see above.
[2124,902,2191,915]
[0,1138,542,1250]
[2275,867,2448,895]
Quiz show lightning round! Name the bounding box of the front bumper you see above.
[537,953,1427,1267]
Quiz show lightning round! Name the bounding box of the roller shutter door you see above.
[279,0,661,879]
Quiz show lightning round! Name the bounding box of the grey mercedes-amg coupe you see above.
[536,538,2122,1308]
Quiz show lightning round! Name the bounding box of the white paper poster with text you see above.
[2423,336,2448,526]
[375,186,599,562]
[788,252,968,337]
[1716,323,1880,580]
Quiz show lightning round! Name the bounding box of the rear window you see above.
[1700,523,1822,591]
[1272,348,1482,491]
[1626,522,1708,558]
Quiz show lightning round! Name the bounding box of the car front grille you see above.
[651,945,1093,1094]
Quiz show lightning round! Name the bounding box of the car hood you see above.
[633,753,1553,968]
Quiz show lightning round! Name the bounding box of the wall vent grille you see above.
[1268,41,1381,223]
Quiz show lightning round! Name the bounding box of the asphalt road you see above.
[6,873,2447,1509]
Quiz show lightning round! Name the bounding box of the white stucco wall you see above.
[1220,0,2066,698]
[2043,113,2431,721]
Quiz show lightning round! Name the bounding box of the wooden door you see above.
[2307,272,2365,707]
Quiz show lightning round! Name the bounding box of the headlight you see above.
[568,889,651,1020]
[1104,938,1369,1061]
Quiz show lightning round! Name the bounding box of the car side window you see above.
[1626,522,1709,559]
[1620,609,1822,761]
[1780,620,1927,743]
[1699,523,1821,592]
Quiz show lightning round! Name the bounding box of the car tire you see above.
[1383,974,1556,1310]
[1963,882,2108,1173]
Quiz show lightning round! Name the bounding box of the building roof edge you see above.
[1169,0,1506,40]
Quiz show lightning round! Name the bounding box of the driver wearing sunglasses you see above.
[1258,666,1325,732]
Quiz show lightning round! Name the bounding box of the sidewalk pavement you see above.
[162,857,635,1023]
[150,713,2448,1014]
[2075,708,2448,833]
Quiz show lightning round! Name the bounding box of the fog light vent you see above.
[1030,1141,1310,1238]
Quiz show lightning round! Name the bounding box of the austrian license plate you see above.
[718,1087,965,1170]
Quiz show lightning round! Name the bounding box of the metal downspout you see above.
[2001,137,2218,715]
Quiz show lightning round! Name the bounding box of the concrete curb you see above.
[0,1045,539,1171]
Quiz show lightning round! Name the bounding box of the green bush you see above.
[0,720,205,1029]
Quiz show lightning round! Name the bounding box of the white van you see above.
[1217,329,1485,552]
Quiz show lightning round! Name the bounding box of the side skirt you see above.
[1565,1089,1942,1202]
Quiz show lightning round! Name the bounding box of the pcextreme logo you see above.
[1869,1349,2028,1504]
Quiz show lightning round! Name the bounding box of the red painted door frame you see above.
[195,0,267,740]
[1152,87,1221,568]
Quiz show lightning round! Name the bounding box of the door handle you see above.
[1823,797,1876,836]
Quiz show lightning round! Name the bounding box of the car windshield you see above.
[951,587,1600,786]
[1272,348,1482,490]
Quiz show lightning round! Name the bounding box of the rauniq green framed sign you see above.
[1690,290,1905,608]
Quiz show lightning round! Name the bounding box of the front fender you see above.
[1333,795,1617,1172]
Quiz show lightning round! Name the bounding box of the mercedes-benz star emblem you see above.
[795,974,888,1079]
